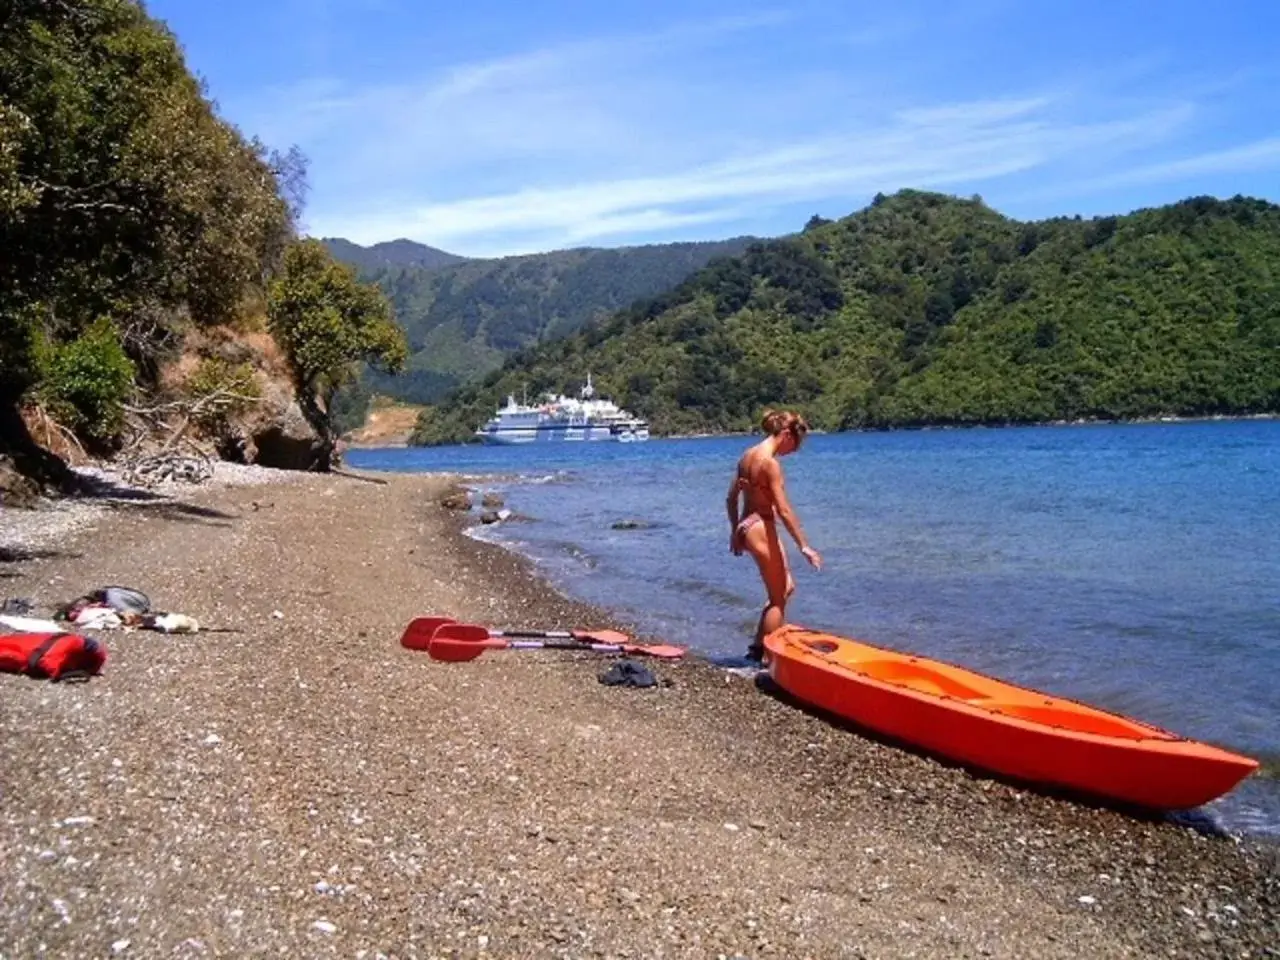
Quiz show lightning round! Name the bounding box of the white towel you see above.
[0,614,68,634]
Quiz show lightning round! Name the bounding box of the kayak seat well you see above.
[802,638,841,655]
[853,659,990,701]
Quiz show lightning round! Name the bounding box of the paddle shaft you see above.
[488,627,632,644]
[491,628,577,640]
[399,616,685,658]
[503,638,628,653]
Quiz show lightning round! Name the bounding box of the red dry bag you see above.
[0,632,107,682]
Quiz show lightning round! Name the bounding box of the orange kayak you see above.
[763,625,1259,811]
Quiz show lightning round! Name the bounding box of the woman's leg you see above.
[744,520,789,660]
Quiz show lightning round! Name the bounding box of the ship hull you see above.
[476,424,646,444]
[474,378,650,444]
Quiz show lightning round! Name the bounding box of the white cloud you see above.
[256,23,797,182]
[1075,138,1280,192]
[237,8,1275,256]
[310,100,1196,251]
[1001,136,1280,209]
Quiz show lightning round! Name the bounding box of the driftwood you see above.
[119,388,260,487]
[28,405,90,464]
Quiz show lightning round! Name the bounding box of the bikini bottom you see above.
[735,513,769,539]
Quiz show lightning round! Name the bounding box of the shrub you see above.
[36,319,135,441]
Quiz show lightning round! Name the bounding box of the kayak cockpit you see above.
[792,631,1177,741]
[854,658,991,701]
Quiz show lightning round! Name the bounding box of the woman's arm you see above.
[726,475,742,533]
[767,462,822,569]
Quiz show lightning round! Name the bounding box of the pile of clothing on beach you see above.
[58,586,200,633]
[1,586,200,635]
[2,587,206,682]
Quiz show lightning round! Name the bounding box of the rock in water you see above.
[611,519,650,531]
[441,491,472,511]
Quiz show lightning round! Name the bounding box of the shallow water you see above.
[348,420,1280,836]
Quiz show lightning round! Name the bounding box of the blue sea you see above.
[348,420,1280,837]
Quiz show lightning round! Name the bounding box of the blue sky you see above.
[147,0,1280,257]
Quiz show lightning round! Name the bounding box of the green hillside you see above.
[320,238,468,273]
[327,237,756,403]
[410,191,1280,445]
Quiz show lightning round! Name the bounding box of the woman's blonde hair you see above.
[760,408,809,446]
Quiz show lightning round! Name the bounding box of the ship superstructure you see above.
[475,375,650,444]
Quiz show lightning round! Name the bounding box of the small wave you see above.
[522,470,577,485]
[462,524,513,547]
[1247,754,1280,781]
[1183,790,1280,839]
[666,577,754,608]
[548,540,599,570]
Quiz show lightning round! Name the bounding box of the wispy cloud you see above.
[239,6,1280,255]
[1071,138,1280,192]
[309,97,1195,253]
[1003,136,1280,209]
[246,11,793,194]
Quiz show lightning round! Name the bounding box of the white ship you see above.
[475,375,651,445]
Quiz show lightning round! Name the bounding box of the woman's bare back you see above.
[736,444,778,521]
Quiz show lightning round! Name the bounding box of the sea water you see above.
[348,420,1280,836]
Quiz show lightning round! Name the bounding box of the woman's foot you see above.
[746,640,764,662]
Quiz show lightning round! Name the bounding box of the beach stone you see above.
[2,465,1276,960]
[441,491,472,511]
[480,510,501,524]
[481,492,505,509]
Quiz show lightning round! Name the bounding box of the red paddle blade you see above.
[427,636,504,662]
[433,623,496,644]
[401,616,457,650]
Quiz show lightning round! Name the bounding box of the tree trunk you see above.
[292,381,337,471]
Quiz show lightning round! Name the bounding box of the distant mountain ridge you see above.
[409,190,1280,445]
[320,237,469,273]
[324,235,759,404]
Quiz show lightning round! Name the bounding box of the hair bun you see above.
[762,408,796,435]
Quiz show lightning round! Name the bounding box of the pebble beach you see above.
[1,464,1277,959]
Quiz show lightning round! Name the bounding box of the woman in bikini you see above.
[726,409,822,661]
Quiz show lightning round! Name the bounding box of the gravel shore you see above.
[1,467,1276,959]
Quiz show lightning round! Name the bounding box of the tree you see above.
[267,240,408,462]
[1,0,297,486]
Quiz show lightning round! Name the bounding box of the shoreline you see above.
[2,465,1277,957]
[395,410,1280,449]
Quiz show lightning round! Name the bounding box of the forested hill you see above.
[326,237,756,403]
[320,238,468,273]
[411,191,1280,445]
